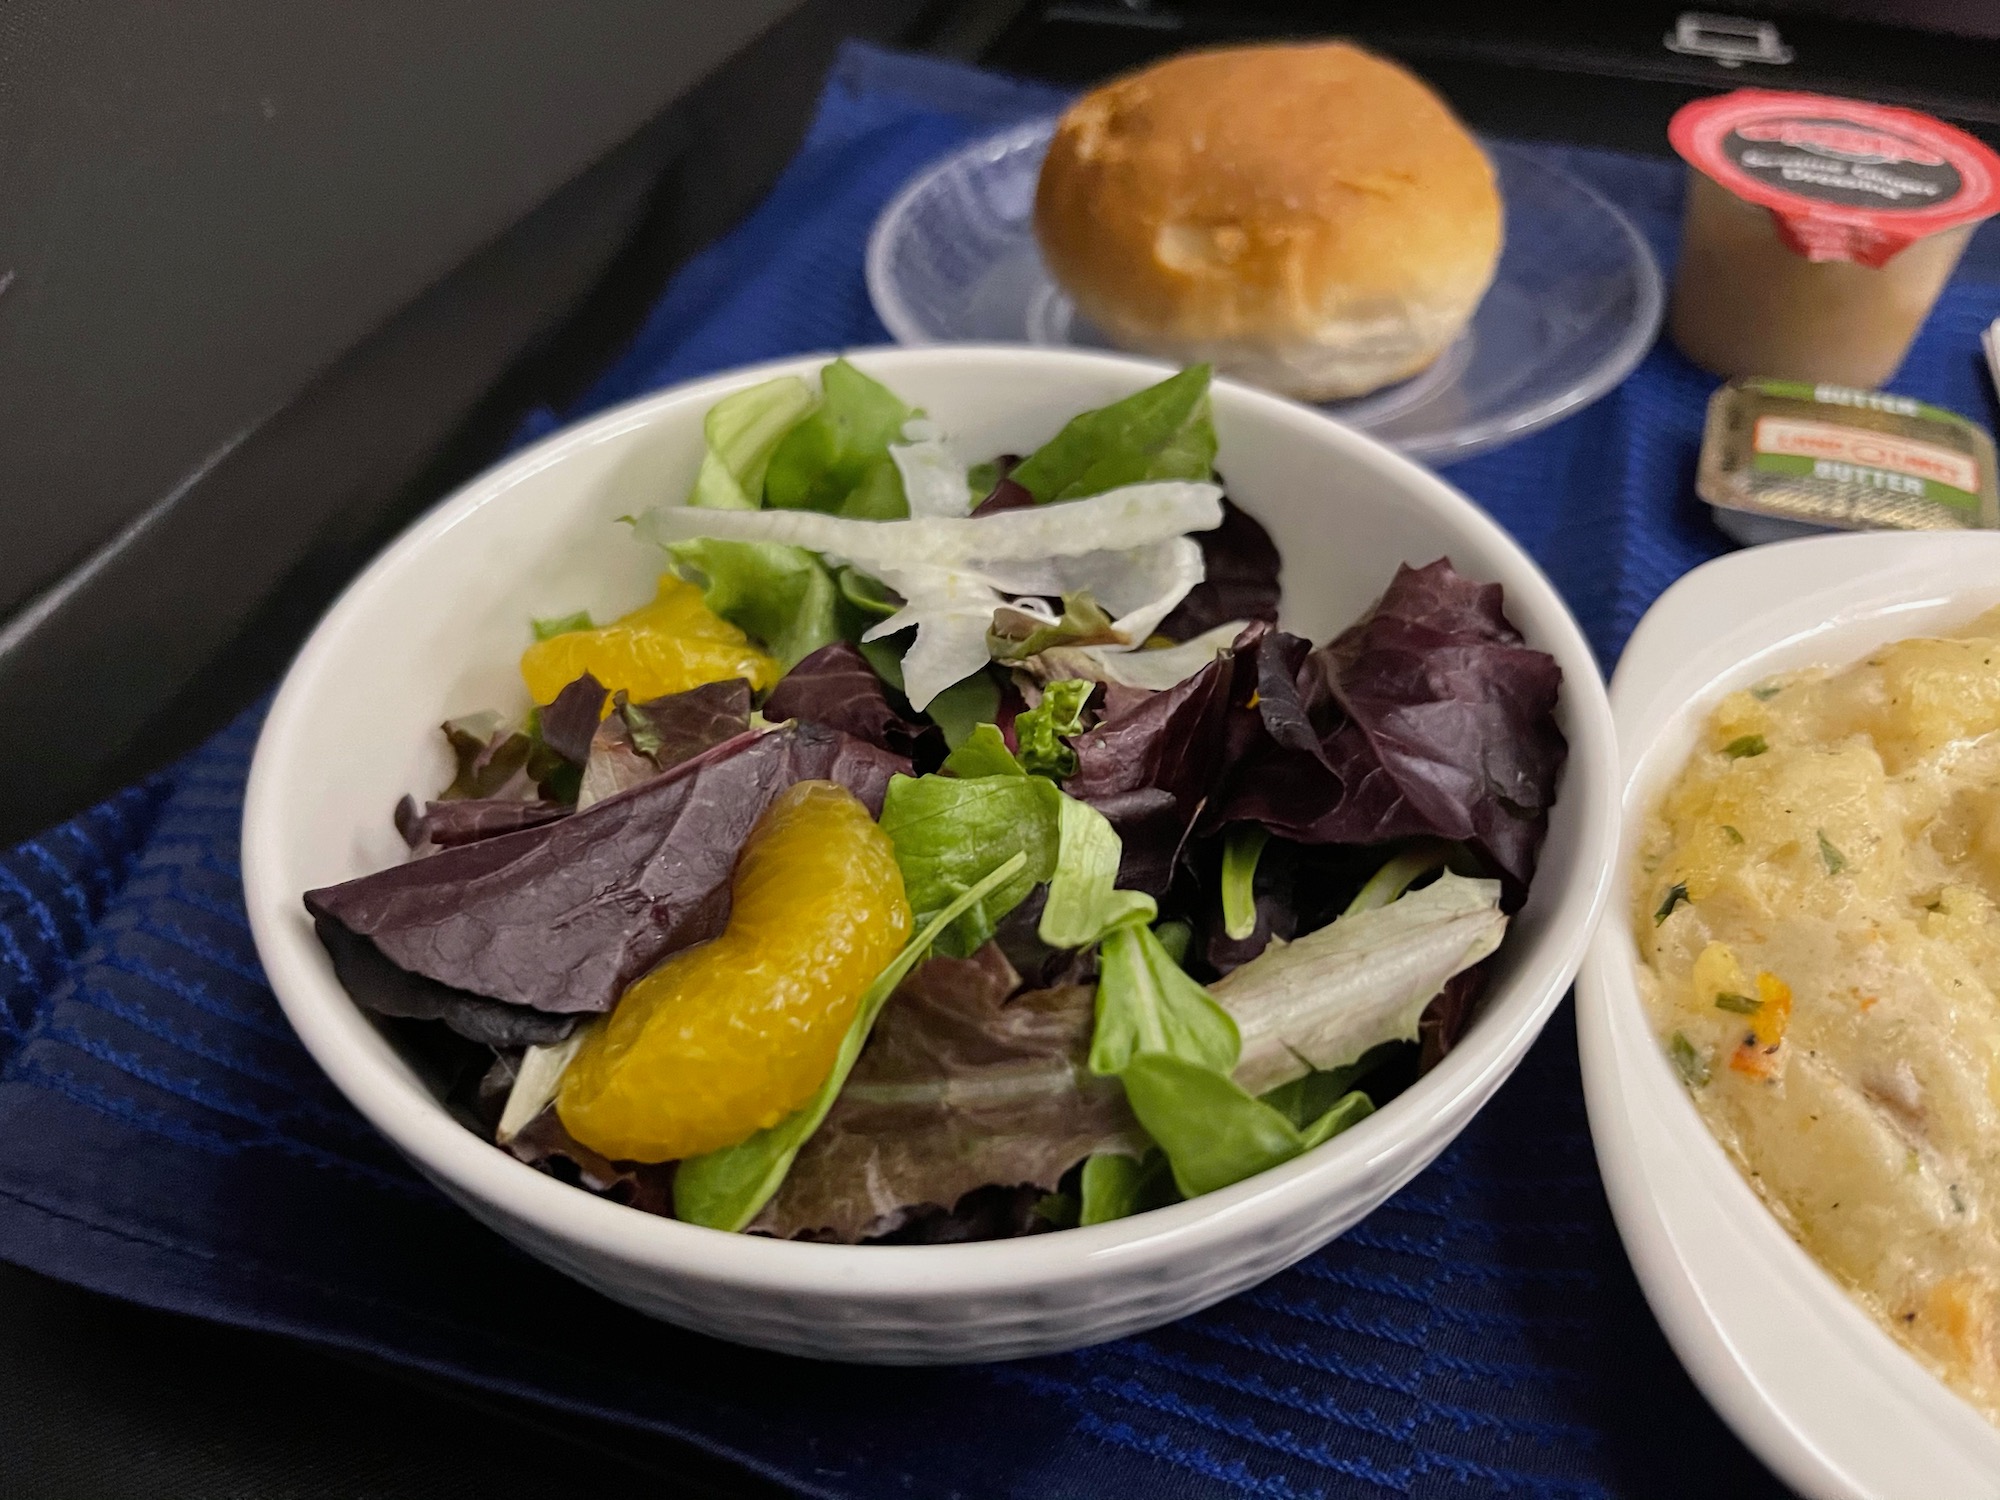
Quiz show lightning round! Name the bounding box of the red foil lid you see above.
[1670,90,2000,267]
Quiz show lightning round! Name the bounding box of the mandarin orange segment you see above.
[556,780,911,1162]
[519,573,779,707]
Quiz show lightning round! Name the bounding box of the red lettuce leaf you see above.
[862,1184,1051,1244]
[504,1107,676,1215]
[752,945,1144,1243]
[763,641,936,760]
[1064,623,1264,894]
[306,723,904,1020]
[1221,560,1567,894]
[619,678,753,766]
[1420,962,1487,1073]
[577,679,757,807]
[397,797,572,850]
[537,672,609,766]
[313,916,582,1047]
[1158,497,1281,641]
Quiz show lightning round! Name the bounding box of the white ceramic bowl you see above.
[1578,531,2000,1498]
[243,346,1618,1364]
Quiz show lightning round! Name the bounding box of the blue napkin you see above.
[7,42,2000,1499]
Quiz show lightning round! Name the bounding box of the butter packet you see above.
[1696,378,1999,545]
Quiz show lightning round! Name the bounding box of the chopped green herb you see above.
[1721,825,1745,845]
[1668,1032,1709,1088]
[1950,1183,1967,1215]
[1817,829,1847,875]
[1722,734,1768,759]
[531,610,593,641]
[1749,683,1782,701]
[1654,882,1690,925]
[1714,992,1761,1015]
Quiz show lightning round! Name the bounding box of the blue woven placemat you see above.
[8,42,2000,1499]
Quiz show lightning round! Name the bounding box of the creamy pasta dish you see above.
[1637,608,2000,1422]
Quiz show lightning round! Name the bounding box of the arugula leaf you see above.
[1089,921,1240,1077]
[941,723,1024,778]
[688,376,819,511]
[669,536,840,669]
[1118,1055,1369,1197]
[1039,793,1157,950]
[1015,678,1094,780]
[923,669,1001,750]
[673,852,1029,1231]
[879,772,1062,957]
[1009,366,1218,504]
[1220,825,1270,941]
[531,610,593,641]
[765,359,915,515]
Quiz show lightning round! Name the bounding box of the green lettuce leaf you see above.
[1039,793,1156,950]
[667,373,840,667]
[1014,678,1094,780]
[689,375,818,511]
[1008,366,1218,504]
[1118,1055,1373,1198]
[765,358,914,515]
[1088,921,1239,1077]
[1079,1149,1173,1226]
[879,771,1061,957]
[672,852,1029,1232]
[1220,825,1270,941]
[836,460,907,520]
[669,536,840,669]
[1212,871,1506,1096]
[923,669,1001,749]
[941,723,1024,778]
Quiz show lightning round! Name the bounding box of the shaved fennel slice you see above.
[890,420,972,518]
[1213,872,1506,1096]
[496,1030,589,1144]
[636,481,1223,709]
[1033,619,1247,692]
[634,481,1222,567]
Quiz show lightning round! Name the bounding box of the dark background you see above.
[6,1,1999,1493]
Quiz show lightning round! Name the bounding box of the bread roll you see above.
[1034,44,1502,401]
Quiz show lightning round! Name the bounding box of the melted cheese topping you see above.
[1637,606,2000,1423]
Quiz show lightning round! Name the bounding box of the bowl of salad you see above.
[242,347,1617,1362]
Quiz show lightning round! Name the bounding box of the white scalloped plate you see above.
[1578,531,2000,1499]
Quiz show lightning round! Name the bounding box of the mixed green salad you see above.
[306,363,1567,1243]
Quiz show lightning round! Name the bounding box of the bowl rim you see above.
[1576,530,2000,1497]
[243,343,1619,1298]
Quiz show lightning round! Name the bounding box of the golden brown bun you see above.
[1034,43,1502,401]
